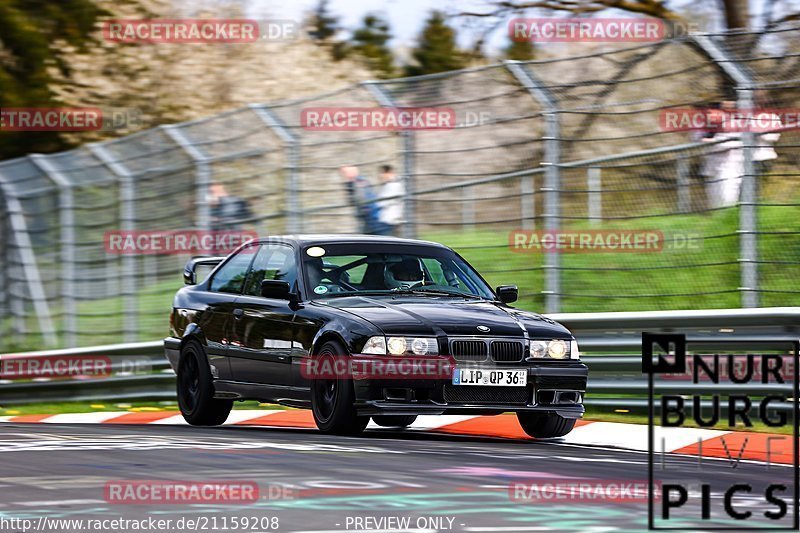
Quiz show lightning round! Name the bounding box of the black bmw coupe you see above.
[165,235,588,437]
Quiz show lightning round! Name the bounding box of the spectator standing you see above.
[375,165,404,236]
[752,102,782,178]
[340,165,382,234]
[701,101,744,209]
[208,183,252,231]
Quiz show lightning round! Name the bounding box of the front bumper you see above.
[354,361,588,417]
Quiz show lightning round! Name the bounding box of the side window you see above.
[209,247,256,294]
[244,244,298,297]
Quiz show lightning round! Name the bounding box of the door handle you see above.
[233,308,244,319]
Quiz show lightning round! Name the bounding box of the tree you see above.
[307,0,339,41]
[0,0,105,159]
[459,0,755,31]
[351,14,395,78]
[722,0,750,29]
[405,11,467,76]
[504,37,535,61]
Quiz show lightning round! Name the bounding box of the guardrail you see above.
[0,308,797,410]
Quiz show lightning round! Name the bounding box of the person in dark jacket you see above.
[339,165,387,234]
[208,182,252,231]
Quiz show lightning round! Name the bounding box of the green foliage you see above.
[307,0,339,41]
[405,11,467,76]
[504,37,535,61]
[0,0,105,159]
[350,13,395,78]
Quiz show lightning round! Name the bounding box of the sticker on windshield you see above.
[314,285,329,294]
[306,246,326,257]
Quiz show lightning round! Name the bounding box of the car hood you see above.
[320,296,572,339]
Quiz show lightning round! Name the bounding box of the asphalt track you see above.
[0,423,795,533]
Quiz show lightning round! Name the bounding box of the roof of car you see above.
[257,234,450,248]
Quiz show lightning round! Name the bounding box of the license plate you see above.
[452,368,527,386]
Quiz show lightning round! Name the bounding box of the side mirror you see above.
[184,256,225,285]
[496,285,518,304]
[261,279,294,301]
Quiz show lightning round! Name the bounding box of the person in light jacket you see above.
[375,165,405,236]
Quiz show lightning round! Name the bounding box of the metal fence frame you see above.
[0,30,797,348]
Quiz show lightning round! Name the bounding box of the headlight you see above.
[530,340,548,358]
[529,339,571,360]
[570,339,580,360]
[411,337,433,355]
[385,336,438,356]
[548,339,568,359]
[362,336,387,354]
[387,337,407,355]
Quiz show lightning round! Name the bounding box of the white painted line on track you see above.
[224,410,281,424]
[563,421,727,451]
[42,412,126,424]
[148,414,188,425]
[347,415,477,431]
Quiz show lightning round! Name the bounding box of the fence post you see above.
[462,185,475,230]
[505,61,561,312]
[0,189,6,337]
[520,171,535,229]
[29,155,77,348]
[676,156,691,214]
[400,131,417,239]
[249,105,301,234]
[364,82,417,239]
[737,88,758,308]
[693,35,758,307]
[89,144,138,343]
[162,125,212,232]
[0,170,58,347]
[587,167,601,225]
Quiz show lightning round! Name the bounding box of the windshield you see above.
[302,243,494,300]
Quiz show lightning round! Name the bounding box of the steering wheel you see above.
[320,272,358,292]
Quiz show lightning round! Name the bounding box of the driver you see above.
[384,258,425,290]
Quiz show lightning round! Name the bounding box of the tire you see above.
[310,340,369,435]
[177,339,233,426]
[373,415,417,428]
[517,412,576,438]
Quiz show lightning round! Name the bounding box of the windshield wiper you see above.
[397,287,486,299]
[321,290,395,298]
[319,288,486,300]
